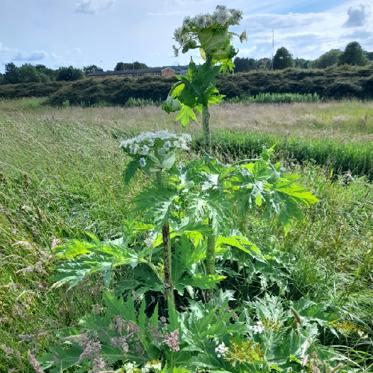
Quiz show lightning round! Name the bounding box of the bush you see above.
[56,66,84,81]
[0,81,65,99]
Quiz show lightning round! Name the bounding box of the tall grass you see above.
[196,130,373,179]
[228,92,321,104]
[0,99,372,370]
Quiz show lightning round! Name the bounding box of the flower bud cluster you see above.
[121,131,191,156]
[174,5,243,48]
[250,320,265,334]
[141,360,162,372]
[215,341,229,358]
[121,131,191,169]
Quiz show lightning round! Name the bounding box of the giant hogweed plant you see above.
[34,6,360,373]
[163,5,247,151]
[162,6,248,278]
[42,132,327,371]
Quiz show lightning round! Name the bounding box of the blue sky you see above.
[1,0,372,72]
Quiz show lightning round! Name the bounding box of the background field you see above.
[0,99,372,370]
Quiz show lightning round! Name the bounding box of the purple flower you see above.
[163,329,180,352]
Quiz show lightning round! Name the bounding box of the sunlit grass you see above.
[0,99,372,370]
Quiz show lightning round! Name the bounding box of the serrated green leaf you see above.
[123,159,139,184]
[176,104,197,126]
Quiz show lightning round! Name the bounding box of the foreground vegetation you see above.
[0,98,372,371]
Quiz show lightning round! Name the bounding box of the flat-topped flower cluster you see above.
[173,5,245,56]
[175,5,242,39]
[120,131,191,157]
[121,131,192,172]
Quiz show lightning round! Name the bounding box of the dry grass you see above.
[1,99,372,148]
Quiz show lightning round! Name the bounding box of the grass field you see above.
[0,98,372,371]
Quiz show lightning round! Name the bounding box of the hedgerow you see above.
[1,65,373,104]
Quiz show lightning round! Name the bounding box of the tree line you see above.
[0,61,149,85]
[235,41,373,72]
[0,41,372,85]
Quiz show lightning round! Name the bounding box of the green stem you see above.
[156,171,175,309]
[206,231,216,275]
[202,105,211,153]
[162,222,174,304]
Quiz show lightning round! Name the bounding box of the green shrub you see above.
[0,81,64,99]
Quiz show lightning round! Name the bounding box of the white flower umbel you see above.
[120,131,191,157]
[142,360,162,372]
[123,361,136,373]
[139,157,147,168]
[121,131,192,172]
[174,5,243,45]
[215,341,229,358]
[250,320,265,334]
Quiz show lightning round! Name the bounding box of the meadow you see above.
[0,98,372,371]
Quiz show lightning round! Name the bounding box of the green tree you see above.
[133,61,148,70]
[114,61,148,71]
[114,62,126,71]
[35,64,56,80]
[3,62,20,84]
[294,58,312,69]
[257,57,271,70]
[83,65,103,75]
[339,41,368,66]
[18,64,49,83]
[56,66,84,81]
[234,57,257,72]
[273,47,294,70]
[314,49,342,68]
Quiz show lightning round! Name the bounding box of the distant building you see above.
[161,67,176,77]
[87,66,187,78]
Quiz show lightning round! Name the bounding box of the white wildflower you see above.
[139,157,146,168]
[163,140,171,150]
[144,232,156,247]
[214,6,230,25]
[251,320,265,334]
[139,145,150,156]
[130,143,139,155]
[215,342,229,358]
[123,361,136,373]
[142,360,162,372]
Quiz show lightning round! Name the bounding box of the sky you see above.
[0,0,373,72]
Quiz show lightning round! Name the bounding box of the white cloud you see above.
[238,1,373,60]
[244,12,321,31]
[344,4,370,27]
[1,42,49,64]
[75,0,115,15]
[13,50,48,62]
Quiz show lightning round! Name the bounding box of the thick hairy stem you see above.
[202,105,211,153]
[157,171,174,308]
[162,222,174,304]
[206,232,216,275]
